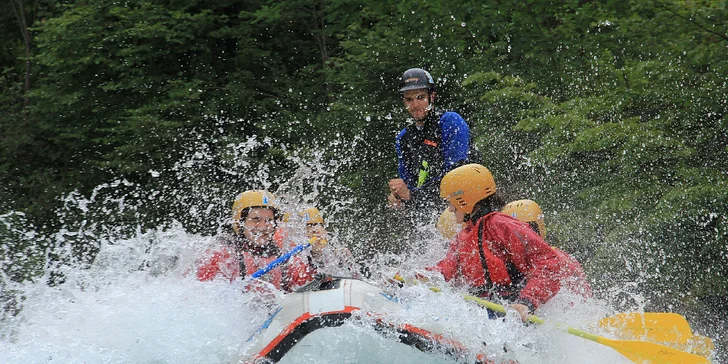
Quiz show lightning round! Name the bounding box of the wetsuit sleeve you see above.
[489,216,562,309]
[553,248,593,297]
[513,230,561,309]
[428,238,460,282]
[440,112,470,173]
[395,129,413,188]
[196,249,231,281]
[196,258,219,281]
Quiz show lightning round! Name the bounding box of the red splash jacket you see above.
[551,247,592,298]
[196,234,315,292]
[431,212,588,310]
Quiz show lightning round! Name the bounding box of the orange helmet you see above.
[300,207,324,225]
[502,199,546,238]
[231,190,278,234]
[439,164,496,215]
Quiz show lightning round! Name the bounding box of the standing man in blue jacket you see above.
[387,68,472,213]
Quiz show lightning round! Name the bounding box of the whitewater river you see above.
[0,224,646,364]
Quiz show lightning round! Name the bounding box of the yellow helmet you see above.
[502,199,546,238]
[439,164,496,215]
[231,190,278,234]
[436,208,462,240]
[300,207,324,225]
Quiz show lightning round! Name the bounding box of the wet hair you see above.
[527,222,540,235]
[466,193,506,223]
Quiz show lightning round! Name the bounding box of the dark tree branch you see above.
[652,0,728,43]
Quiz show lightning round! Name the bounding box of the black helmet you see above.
[398,68,435,94]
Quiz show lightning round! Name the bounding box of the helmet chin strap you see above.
[468,203,494,224]
[426,92,434,111]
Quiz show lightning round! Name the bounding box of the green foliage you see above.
[460,0,728,335]
[1,0,727,347]
[0,212,46,283]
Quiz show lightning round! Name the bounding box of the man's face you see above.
[402,89,434,121]
[242,207,276,246]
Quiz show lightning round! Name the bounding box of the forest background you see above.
[1,0,727,356]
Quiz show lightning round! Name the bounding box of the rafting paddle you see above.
[250,242,311,279]
[459,293,709,364]
[398,275,714,359]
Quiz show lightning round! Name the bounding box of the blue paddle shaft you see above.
[250,243,311,279]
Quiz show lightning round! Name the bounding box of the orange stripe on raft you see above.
[399,323,468,351]
[398,323,513,364]
[252,309,516,364]
[255,306,359,358]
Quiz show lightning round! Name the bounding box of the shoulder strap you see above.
[237,250,247,279]
[476,220,493,291]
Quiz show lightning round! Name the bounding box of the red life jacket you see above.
[196,231,315,291]
[432,212,569,309]
[196,244,284,285]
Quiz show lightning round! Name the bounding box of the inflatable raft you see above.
[240,276,516,364]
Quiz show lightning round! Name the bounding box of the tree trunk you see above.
[11,0,32,109]
[307,0,331,99]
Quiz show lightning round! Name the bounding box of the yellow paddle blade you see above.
[459,294,709,364]
[599,312,693,343]
[598,312,715,358]
[593,336,710,364]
